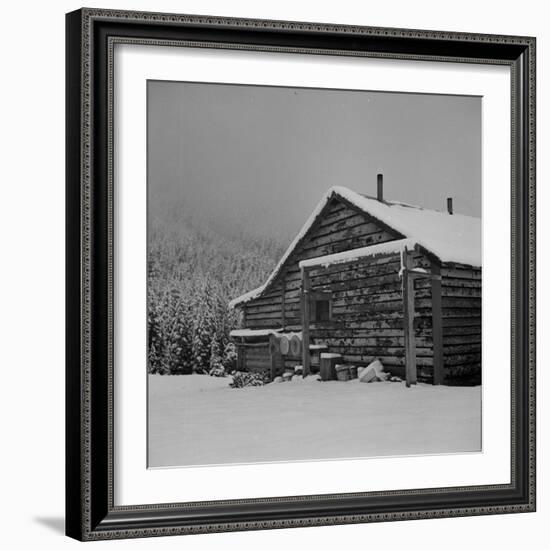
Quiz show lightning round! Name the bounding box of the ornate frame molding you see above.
[66,8,536,541]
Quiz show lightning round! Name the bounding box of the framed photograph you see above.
[66,8,536,541]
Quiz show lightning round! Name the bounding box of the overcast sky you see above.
[148,80,481,244]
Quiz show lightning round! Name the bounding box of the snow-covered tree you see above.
[146,213,285,375]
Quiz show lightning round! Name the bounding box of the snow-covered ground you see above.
[148,374,481,468]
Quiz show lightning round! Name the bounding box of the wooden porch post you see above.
[301,267,311,377]
[430,262,444,385]
[401,250,417,387]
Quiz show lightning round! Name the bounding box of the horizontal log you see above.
[333,311,406,322]
[283,256,401,287]
[245,304,283,315]
[333,301,404,314]
[343,337,433,350]
[441,278,482,289]
[242,294,283,309]
[442,328,481,338]
[441,308,482,318]
[312,327,416,338]
[333,291,403,308]
[442,317,482,327]
[442,334,481,345]
[300,232,397,260]
[339,354,434,367]
[441,297,482,309]
[311,319,407,332]
[320,273,401,293]
[315,212,372,237]
[444,353,481,366]
[330,281,403,299]
[304,222,388,250]
[444,361,481,371]
[309,254,401,278]
[245,311,285,321]
[328,344,433,356]
[441,287,481,298]
[317,208,364,229]
[441,267,482,280]
[443,343,482,354]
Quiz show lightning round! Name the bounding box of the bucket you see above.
[320,353,341,381]
[280,334,291,355]
[289,333,302,356]
[335,364,350,382]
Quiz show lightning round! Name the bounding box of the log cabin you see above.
[229,179,481,386]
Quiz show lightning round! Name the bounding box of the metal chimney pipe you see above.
[447,197,453,215]
[377,174,384,202]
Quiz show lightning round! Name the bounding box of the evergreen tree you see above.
[147,213,285,375]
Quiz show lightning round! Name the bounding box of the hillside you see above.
[148,214,285,375]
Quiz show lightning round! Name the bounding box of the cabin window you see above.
[310,292,332,323]
[314,299,331,322]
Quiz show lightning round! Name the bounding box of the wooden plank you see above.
[317,208,364,229]
[402,250,417,386]
[301,267,311,376]
[333,291,404,307]
[328,345,433,357]
[442,329,481,339]
[316,335,434,347]
[339,354,433,367]
[443,343,482,354]
[315,213,373,237]
[440,308,482,318]
[332,301,404,314]
[245,304,284,315]
[296,231,395,261]
[442,317,482,327]
[331,282,403,300]
[245,312,287,321]
[444,353,482,366]
[283,257,400,286]
[441,297,482,308]
[417,287,481,299]
[304,222,387,249]
[431,262,444,385]
[441,267,482,280]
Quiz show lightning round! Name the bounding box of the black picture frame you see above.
[66,8,536,541]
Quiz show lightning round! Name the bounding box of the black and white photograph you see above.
[0,0,542,546]
[147,81,482,468]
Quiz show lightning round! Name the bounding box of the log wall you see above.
[304,251,434,381]
[439,263,482,384]
[238,197,481,385]
[242,197,400,330]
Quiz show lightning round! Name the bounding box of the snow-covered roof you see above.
[299,238,417,270]
[229,186,481,308]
